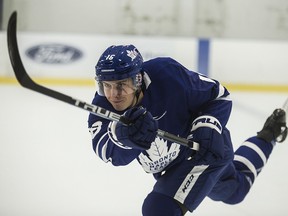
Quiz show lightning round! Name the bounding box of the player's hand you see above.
[115,107,158,150]
[188,116,225,164]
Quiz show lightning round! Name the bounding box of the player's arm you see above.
[88,114,142,166]
[199,84,232,126]
[187,73,232,164]
[108,106,158,150]
[88,105,158,166]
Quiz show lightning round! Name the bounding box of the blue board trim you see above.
[197,39,210,76]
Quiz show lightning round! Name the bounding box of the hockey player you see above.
[88,44,287,215]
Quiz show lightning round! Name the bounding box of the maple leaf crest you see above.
[138,137,181,173]
[126,49,138,61]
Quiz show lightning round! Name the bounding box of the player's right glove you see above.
[109,107,158,150]
[188,115,225,164]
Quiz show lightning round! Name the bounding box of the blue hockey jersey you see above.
[88,57,232,178]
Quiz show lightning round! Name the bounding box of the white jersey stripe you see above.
[215,95,231,101]
[95,132,108,156]
[234,155,257,180]
[217,84,225,99]
[242,141,267,165]
[173,165,209,203]
[101,140,109,162]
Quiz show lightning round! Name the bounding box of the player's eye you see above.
[103,82,112,88]
[116,82,127,89]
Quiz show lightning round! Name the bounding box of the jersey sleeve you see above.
[187,72,232,128]
[88,94,141,166]
[142,57,232,130]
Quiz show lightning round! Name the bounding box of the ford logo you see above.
[25,44,83,64]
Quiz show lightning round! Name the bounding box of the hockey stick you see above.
[282,97,288,114]
[7,11,199,151]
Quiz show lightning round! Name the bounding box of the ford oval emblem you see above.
[25,44,83,64]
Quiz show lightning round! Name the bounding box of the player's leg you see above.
[141,124,234,215]
[142,163,227,216]
[145,157,233,214]
[208,162,250,204]
[257,108,287,143]
[142,192,186,216]
[210,108,287,204]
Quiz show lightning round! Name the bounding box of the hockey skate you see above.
[257,108,287,143]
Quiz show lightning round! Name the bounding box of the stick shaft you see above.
[7,11,200,151]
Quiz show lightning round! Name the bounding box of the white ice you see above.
[0,84,287,216]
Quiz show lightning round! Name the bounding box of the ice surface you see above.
[0,84,287,216]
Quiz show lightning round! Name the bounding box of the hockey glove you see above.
[188,115,225,164]
[111,107,158,150]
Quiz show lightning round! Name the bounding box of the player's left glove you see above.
[188,115,225,164]
[109,107,158,150]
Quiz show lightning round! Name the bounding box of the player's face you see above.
[102,78,137,111]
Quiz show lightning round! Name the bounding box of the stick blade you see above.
[7,11,35,88]
[5,11,194,149]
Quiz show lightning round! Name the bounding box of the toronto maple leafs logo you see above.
[126,49,138,61]
[138,137,181,173]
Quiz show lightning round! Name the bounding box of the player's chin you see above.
[111,102,128,111]
[108,97,131,111]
